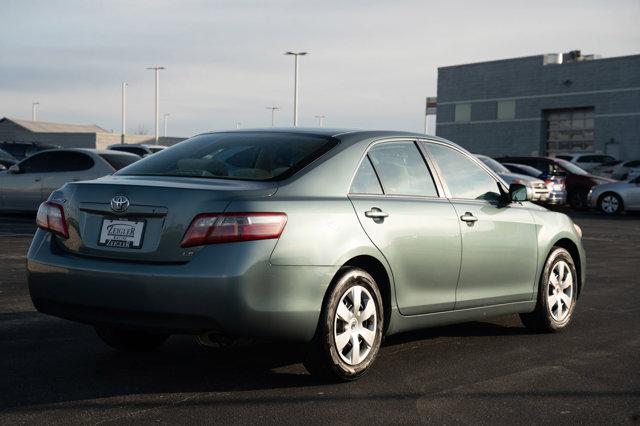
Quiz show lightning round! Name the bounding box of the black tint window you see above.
[110,146,147,156]
[98,153,139,170]
[350,157,382,194]
[19,153,51,173]
[428,143,500,200]
[625,160,640,167]
[118,132,338,181]
[45,152,94,172]
[368,142,437,197]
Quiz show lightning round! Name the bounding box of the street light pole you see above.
[235,122,241,129]
[32,102,39,121]
[146,66,165,144]
[121,82,127,143]
[163,113,170,137]
[284,51,307,126]
[314,115,326,127]
[266,106,279,126]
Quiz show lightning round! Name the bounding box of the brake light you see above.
[180,212,287,247]
[36,201,69,239]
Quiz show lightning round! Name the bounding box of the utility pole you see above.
[121,82,127,143]
[146,66,165,144]
[32,102,39,121]
[284,51,308,126]
[266,106,279,126]
[314,115,326,127]
[235,122,241,129]
[163,113,170,137]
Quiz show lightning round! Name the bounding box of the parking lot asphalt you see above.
[0,211,639,424]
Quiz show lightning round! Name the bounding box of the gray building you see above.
[0,117,185,150]
[435,51,640,160]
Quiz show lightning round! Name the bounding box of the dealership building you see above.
[434,51,640,160]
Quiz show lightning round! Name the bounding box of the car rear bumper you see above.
[544,190,567,205]
[27,230,336,342]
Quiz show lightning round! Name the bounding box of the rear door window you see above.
[47,152,94,172]
[350,157,383,194]
[98,153,139,170]
[366,141,438,197]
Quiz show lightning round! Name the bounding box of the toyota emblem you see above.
[110,195,130,213]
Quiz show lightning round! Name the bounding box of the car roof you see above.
[24,148,139,157]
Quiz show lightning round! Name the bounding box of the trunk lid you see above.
[55,175,277,263]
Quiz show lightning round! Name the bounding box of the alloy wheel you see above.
[547,260,574,322]
[333,285,377,365]
[600,195,620,214]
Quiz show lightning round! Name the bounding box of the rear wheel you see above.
[598,192,623,215]
[520,247,578,333]
[95,325,169,352]
[304,268,384,381]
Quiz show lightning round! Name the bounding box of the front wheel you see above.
[520,247,578,333]
[568,191,588,210]
[304,267,384,381]
[598,192,623,215]
[95,325,169,352]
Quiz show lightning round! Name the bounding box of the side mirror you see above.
[509,183,533,202]
[0,164,6,171]
[8,164,21,174]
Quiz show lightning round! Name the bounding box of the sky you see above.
[0,0,638,137]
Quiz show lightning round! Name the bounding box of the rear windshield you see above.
[99,153,140,170]
[117,132,338,181]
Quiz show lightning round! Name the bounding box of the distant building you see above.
[0,117,185,150]
[435,51,640,159]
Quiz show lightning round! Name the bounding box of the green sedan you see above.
[28,129,585,381]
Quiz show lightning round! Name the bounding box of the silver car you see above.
[0,149,139,212]
[588,174,640,215]
[476,155,549,202]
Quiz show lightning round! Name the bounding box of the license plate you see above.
[98,219,146,249]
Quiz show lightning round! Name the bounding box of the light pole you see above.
[146,66,165,144]
[32,102,39,121]
[266,106,279,126]
[121,82,127,143]
[163,113,170,137]
[235,122,241,129]
[314,115,326,127]
[284,51,307,126]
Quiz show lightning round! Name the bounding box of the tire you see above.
[598,192,623,215]
[520,247,578,333]
[304,267,384,381]
[95,325,169,352]
[568,190,588,210]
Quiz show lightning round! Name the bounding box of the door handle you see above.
[365,208,389,219]
[460,212,478,223]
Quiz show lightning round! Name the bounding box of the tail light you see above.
[180,212,287,248]
[36,201,69,239]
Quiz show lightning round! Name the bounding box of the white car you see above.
[609,160,640,181]
[588,174,640,215]
[555,154,617,173]
[475,155,549,202]
[0,149,139,212]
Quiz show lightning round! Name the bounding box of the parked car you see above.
[0,141,61,160]
[591,160,623,178]
[108,144,166,157]
[502,163,567,206]
[28,129,585,381]
[609,160,640,181]
[0,148,18,169]
[496,156,614,210]
[554,154,617,173]
[588,174,640,215]
[0,149,139,212]
[475,155,549,202]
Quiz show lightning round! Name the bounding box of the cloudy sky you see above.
[0,0,638,136]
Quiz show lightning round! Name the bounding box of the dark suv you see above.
[0,141,61,160]
[496,156,615,209]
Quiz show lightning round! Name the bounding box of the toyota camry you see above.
[27,129,586,381]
